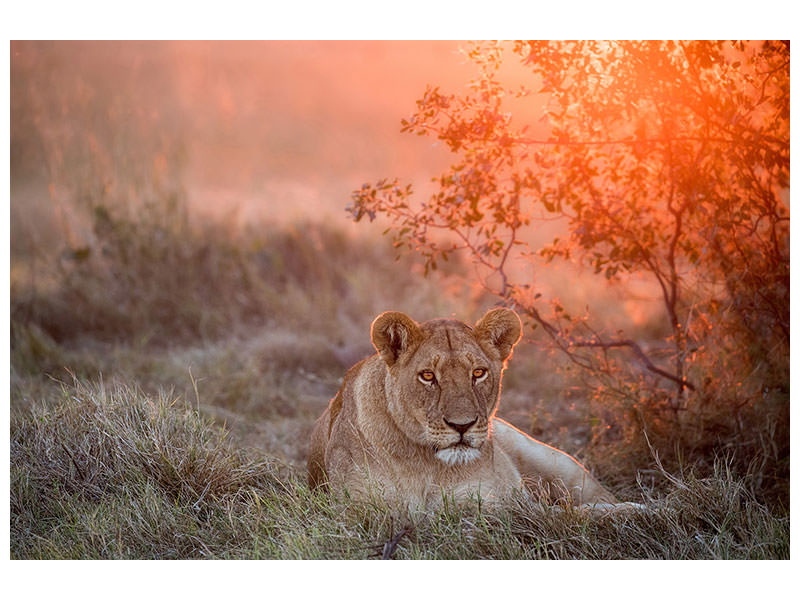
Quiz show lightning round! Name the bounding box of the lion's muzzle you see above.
[434,417,485,466]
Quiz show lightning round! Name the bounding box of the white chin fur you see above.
[435,446,481,466]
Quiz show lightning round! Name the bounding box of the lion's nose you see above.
[444,417,477,435]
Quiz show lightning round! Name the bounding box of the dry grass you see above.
[11,379,788,560]
[11,196,471,348]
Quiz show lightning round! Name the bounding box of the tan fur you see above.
[307,308,620,510]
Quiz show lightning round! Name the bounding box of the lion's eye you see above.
[472,368,488,382]
[418,370,436,384]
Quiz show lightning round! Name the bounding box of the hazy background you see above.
[12,40,656,329]
[12,41,483,232]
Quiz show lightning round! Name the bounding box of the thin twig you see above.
[61,442,86,481]
[381,527,409,560]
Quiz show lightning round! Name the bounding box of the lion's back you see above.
[307,404,332,489]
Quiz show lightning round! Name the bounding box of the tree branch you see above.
[519,305,695,392]
[570,339,695,392]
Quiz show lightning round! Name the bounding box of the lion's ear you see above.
[474,308,522,362]
[371,311,423,366]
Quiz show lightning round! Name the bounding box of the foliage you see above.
[349,41,789,497]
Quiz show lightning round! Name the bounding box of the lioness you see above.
[308,308,621,510]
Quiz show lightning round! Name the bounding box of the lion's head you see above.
[370,308,522,466]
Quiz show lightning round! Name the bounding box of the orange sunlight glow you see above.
[12,41,478,224]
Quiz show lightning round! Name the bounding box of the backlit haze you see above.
[10,40,660,330]
[11,41,485,227]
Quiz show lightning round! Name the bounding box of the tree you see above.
[349,41,789,427]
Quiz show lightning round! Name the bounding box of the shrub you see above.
[349,40,789,507]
